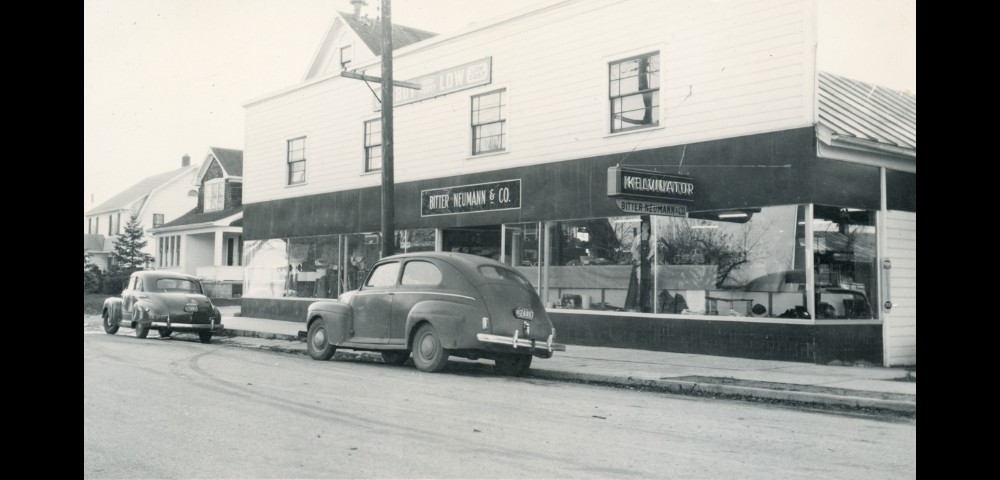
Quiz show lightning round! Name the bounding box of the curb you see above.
[216,331,915,415]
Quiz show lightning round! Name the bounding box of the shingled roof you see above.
[209,147,243,177]
[340,12,437,56]
[157,206,244,229]
[86,166,196,216]
[818,71,916,152]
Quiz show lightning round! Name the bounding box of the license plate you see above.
[513,307,534,320]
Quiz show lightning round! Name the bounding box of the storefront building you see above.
[241,0,916,366]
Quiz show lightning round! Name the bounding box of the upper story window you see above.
[609,52,660,133]
[205,179,224,212]
[340,45,353,69]
[364,119,382,172]
[471,89,506,155]
[287,137,306,185]
[152,213,165,227]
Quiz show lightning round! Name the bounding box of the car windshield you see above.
[477,265,533,287]
[155,278,203,294]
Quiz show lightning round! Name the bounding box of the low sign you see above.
[376,57,492,110]
[615,200,687,217]
[421,179,521,216]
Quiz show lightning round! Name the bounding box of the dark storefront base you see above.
[244,298,882,365]
[549,312,883,365]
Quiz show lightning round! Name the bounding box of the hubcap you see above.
[312,328,326,350]
[419,333,437,359]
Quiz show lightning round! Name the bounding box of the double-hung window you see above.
[364,119,382,172]
[204,179,224,211]
[610,52,660,133]
[287,137,306,185]
[471,89,506,155]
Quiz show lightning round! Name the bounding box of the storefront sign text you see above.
[607,166,695,203]
[421,179,521,216]
[375,57,492,110]
[615,200,688,217]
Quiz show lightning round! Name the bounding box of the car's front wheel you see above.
[102,309,119,334]
[381,351,409,366]
[198,332,212,344]
[133,311,149,339]
[495,354,533,376]
[307,320,336,361]
[412,324,449,373]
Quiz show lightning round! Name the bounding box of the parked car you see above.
[101,271,224,343]
[305,252,566,375]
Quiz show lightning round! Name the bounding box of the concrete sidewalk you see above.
[216,306,916,414]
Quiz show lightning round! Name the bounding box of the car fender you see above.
[406,299,482,350]
[102,297,123,323]
[132,300,157,326]
[307,301,352,346]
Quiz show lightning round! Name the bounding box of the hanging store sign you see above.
[421,179,521,216]
[607,166,695,203]
[615,200,687,217]
[376,57,492,110]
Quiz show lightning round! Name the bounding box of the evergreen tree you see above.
[111,214,155,271]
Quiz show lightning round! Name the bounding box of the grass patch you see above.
[84,293,107,315]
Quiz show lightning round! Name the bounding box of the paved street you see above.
[85,331,915,479]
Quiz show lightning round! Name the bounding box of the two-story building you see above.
[83,155,199,270]
[150,147,245,298]
[240,0,915,366]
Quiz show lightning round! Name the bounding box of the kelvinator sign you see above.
[607,166,694,217]
[421,179,521,216]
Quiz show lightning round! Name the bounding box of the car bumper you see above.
[476,332,566,357]
[150,319,224,332]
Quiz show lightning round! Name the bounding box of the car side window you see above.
[134,277,144,292]
[401,261,443,286]
[365,262,400,288]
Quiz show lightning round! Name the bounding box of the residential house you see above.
[84,155,199,270]
[151,148,245,298]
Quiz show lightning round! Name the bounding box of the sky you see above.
[83,0,916,213]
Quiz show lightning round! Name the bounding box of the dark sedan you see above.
[102,271,224,343]
[305,252,565,375]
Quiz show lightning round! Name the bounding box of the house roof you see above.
[340,12,437,56]
[817,71,916,152]
[86,166,197,216]
[209,147,243,177]
[84,234,105,252]
[156,206,245,230]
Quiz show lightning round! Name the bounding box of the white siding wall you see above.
[884,210,916,366]
[140,168,198,256]
[245,0,816,204]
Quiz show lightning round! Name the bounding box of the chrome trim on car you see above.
[476,333,566,352]
[150,321,224,331]
[354,291,477,301]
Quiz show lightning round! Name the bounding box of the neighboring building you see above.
[150,148,245,298]
[84,234,113,271]
[84,155,199,269]
[240,0,915,366]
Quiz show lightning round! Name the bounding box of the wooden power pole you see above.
[379,0,394,259]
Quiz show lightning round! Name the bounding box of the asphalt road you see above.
[84,330,916,479]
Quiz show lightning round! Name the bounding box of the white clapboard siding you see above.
[244,0,815,204]
[884,210,916,367]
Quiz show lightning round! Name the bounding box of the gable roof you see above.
[84,234,105,252]
[340,12,437,56]
[817,71,916,152]
[155,206,245,230]
[209,147,243,177]
[86,166,197,216]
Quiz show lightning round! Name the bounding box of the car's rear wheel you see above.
[495,354,533,376]
[102,310,119,334]
[133,311,149,339]
[412,324,449,373]
[381,351,409,366]
[198,332,213,344]
[158,328,172,338]
[307,320,336,361]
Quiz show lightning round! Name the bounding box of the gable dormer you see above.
[195,148,244,214]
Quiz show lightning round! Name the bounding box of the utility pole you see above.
[379,0,394,259]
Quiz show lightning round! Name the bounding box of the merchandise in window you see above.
[610,52,660,133]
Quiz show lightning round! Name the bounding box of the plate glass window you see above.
[472,89,506,155]
[364,120,382,172]
[287,137,306,185]
[609,52,660,133]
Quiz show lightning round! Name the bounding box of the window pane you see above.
[365,262,400,288]
[811,206,878,319]
[367,145,382,171]
[401,261,443,286]
[289,161,305,184]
